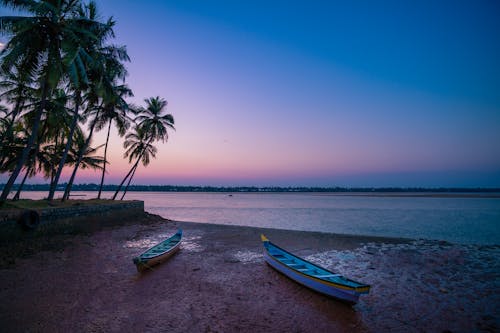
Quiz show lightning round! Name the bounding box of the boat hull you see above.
[263,251,360,303]
[134,243,181,272]
[133,230,182,272]
[261,234,369,304]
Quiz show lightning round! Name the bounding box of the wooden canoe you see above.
[261,234,370,303]
[133,229,182,272]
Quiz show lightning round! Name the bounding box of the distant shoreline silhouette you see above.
[1,183,499,195]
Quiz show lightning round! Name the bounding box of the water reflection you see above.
[15,191,500,244]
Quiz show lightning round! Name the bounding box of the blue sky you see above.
[1,1,500,187]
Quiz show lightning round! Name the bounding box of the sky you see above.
[1,0,500,187]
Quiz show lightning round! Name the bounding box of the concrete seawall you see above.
[0,201,145,241]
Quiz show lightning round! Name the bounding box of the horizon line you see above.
[2,183,500,192]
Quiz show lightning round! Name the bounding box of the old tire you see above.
[17,209,40,230]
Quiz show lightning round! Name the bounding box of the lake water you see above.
[16,191,500,245]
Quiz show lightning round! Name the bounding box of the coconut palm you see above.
[0,68,35,139]
[62,132,105,199]
[63,42,131,201]
[134,97,175,143]
[0,108,17,170]
[0,115,24,174]
[12,139,41,200]
[7,87,79,199]
[0,0,108,204]
[112,125,157,200]
[95,83,133,199]
[47,2,119,201]
[0,74,35,179]
[111,96,174,200]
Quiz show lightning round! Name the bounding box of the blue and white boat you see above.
[133,229,182,272]
[261,234,370,303]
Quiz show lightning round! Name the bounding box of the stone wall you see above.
[0,201,145,241]
[37,200,144,223]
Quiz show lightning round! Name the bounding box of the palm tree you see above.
[48,2,119,201]
[0,108,21,170]
[12,140,40,200]
[95,84,133,199]
[0,68,35,141]
[134,97,175,143]
[0,0,107,204]
[112,125,157,200]
[0,74,34,174]
[0,114,24,177]
[63,41,131,201]
[62,132,105,200]
[111,96,174,200]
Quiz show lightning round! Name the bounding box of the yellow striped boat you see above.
[133,229,182,272]
[261,234,370,303]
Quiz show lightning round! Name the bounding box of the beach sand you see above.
[0,213,498,332]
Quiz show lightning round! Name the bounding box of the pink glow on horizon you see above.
[1,2,499,188]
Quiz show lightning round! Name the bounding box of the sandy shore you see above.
[0,214,498,332]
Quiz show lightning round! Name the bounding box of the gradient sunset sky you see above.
[1,1,500,187]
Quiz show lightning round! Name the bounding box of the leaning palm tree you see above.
[47,2,119,201]
[12,140,40,200]
[65,41,132,200]
[95,83,133,199]
[0,117,25,179]
[62,133,105,200]
[112,125,157,200]
[0,67,35,141]
[0,0,72,202]
[134,97,175,143]
[0,0,108,204]
[0,71,35,174]
[0,111,22,170]
[111,96,174,200]
[63,52,131,200]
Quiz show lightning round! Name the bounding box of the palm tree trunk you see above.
[112,156,141,200]
[62,111,101,201]
[112,133,154,201]
[13,139,41,201]
[13,167,31,201]
[48,92,81,201]
[9,97,23,123]
[97,119,112,199]
[0,81,49,205]
[120,164,138,200]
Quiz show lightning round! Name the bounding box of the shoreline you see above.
[0,214,498,332]
[169,220,500,247]
[175,220,416,248]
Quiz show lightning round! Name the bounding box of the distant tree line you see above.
[1,183,498,193]
[0,1,175,205]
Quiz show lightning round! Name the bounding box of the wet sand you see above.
[0,214,498,332]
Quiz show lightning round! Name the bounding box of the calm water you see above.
[17,191,500,245]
